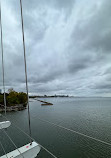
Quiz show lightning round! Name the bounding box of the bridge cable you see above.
[2,114,111,156]
[0,0,45,157]
[0,124,24,158]
[2,113,111,155]
[1,114,58,158]
[0,141,8,158]
[19,0,32,145]
[0,0,6,115]
[0,1,57,157]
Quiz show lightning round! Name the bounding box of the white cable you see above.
[10,123,58,158]
[0,0,6,115]
[19,0,32,144]
[0,124,24,158]
[1,114,58,158]
[0,141,8,158]
[3,113,111,155]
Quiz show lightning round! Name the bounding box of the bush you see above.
[0,90,27,107]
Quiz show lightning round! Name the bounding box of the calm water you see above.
[0,97,111,158]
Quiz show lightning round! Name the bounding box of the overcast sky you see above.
[0,0,111,96]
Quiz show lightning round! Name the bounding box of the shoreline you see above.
[0,104,27,112]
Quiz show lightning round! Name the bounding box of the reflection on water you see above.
[0,97,111,158]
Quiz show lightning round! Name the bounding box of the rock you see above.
[0,104,27,112]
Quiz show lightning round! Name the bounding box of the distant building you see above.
[0,89,2,94]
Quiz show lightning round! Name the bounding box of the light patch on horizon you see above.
[0,0,111,97]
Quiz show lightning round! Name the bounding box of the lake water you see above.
[0,97,111,158]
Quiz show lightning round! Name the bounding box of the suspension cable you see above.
[11,124,58,158]
[2,113,111,147]
[0,124,24,158]
[0,141,8,158]
[1,0,56,157]
[0,0,6,115]
[0,1,57,156]
[2,113,111,157]
[19,0,32,144]
[1,114,58,158]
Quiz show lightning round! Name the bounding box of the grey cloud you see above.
[68,60,88,74]
[0,0,111,96]
[72,0,111,53]
[95,83,111,90]
[22,0,75,11]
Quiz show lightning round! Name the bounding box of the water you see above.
[0,97,111,158]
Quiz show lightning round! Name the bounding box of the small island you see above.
[0,89,27,112]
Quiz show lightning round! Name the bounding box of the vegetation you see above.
[0,89,27,107]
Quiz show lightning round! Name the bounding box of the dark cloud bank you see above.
[0,0,111,97]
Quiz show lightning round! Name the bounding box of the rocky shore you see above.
[0,104,27,112]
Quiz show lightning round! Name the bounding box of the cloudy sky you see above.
[0,0,111,96]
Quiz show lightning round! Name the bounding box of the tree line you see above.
[0,89,27,107]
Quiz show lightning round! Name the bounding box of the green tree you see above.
[7,90,27,106]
